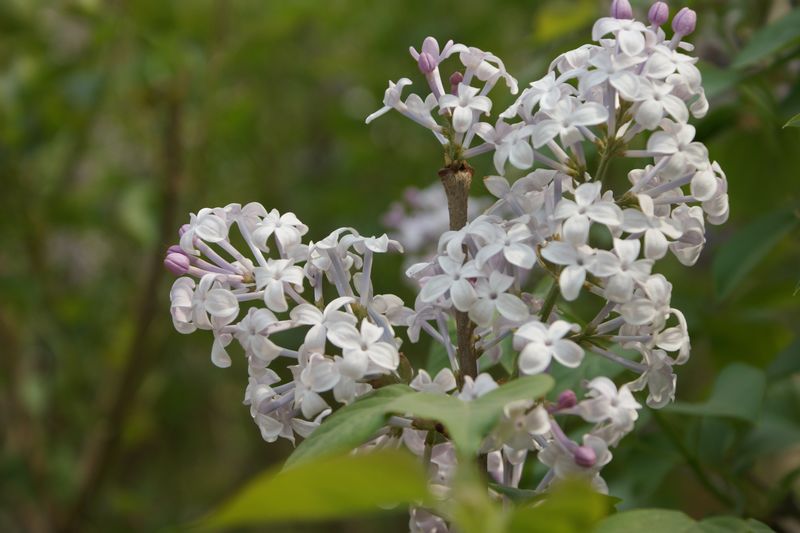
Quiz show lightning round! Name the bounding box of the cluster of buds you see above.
[166,1,725,531]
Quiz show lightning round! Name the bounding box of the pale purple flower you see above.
[438,83,492,133]
[468,271,529,327]
[554,182,623,245]
[514,320,583,374]
[592,238,654,303]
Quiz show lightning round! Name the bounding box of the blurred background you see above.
[1,0,799,531]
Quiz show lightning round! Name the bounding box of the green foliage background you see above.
[0,0,798,531]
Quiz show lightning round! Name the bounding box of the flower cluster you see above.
[368,0,724,513]
[167,203,412,443]
[166,1,726,531]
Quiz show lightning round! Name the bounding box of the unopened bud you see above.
[164,252,190,275]
[421,36,439,56]
[648,2,669,26]
[449,72,463,95]
[178,223,191,237]
[557,390,578,409]
[610,0,633,20]
[574,446,597,467]
[167,244,184,255]
[418,52,437,74]
[672,7,697,36]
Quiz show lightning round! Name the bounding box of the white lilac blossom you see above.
[166,203,409,443]
[167,2,727,531]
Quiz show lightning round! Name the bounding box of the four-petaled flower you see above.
[514,319,584,374]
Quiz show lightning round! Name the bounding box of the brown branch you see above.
[438,161,477,382]
[56,89,185,533]
[0,310,52,533]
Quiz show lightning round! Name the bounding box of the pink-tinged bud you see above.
[449,71,463,95]
[610,0,633,20]
[421,36,439,56]
[417,52,437,74]
[167,244,184,255]
[648,2,669,26]
[178,223,191,237]
[557,390,578,410]
[672,7,697,36]
[164,252,190,275]
[574,446,597,467]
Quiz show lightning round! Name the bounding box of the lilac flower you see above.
[514,320,584,374]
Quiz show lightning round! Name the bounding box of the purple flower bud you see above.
[449,71,463,95]
[421,36,440,57]
[417,52,437,74]
[167,244,184,255]
[164,252,190,275]
[574,445,597,467]
[610,0,633,20]
[557,390,578,410]
[178,223,191,237]
[672,7,697,36]
[648,2,669,26]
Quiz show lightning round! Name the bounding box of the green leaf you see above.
[699,62,742,100]
[427,319,456,375]
[390,375,554,455]
[712,207,798,300]
[665,363,766,422]
[784,112,800,128]
[196,451,429,530]
[690,516,775,533]
[488,482,538,503]
[427,337,452,376]
[732,9,800,69]
[766,337,800,380]
[447,463,508,533]
[595,510,775,533]
[285,384,413,468]
[508,479,612,533]
[390,391,472,446]
[593,509,695,533]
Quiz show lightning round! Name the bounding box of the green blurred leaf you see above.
[427,337,451,376]
[488,482,538,503]
[699,62,743,100]
[784,112,800,128]
[508,479,612,533]
[665,363,766,422]
[289,376,552,468]
[712,207,798,300]
[691,516,774,533]
[594,509,695,532]
[595,509,775,533]
[447,463,507,533]
[390,375,554,455]
[732,9,800,69]
[766,337,800,379]
[285,384,413,468]
[427,319,456,375]
[196,451,429,530]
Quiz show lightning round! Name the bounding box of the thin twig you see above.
[57,89,185,533]
[439,161,477,382]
